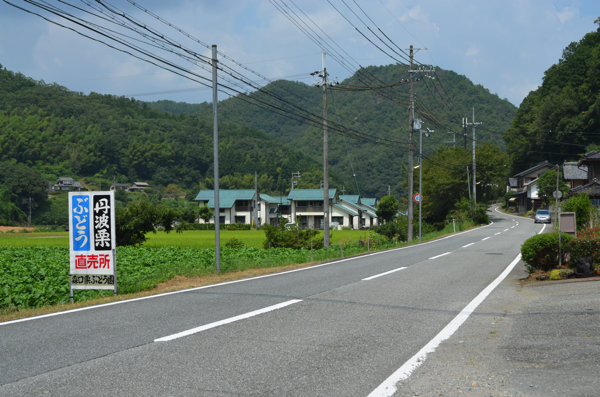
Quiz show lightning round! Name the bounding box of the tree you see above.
[537,169,569,205]
[376,195,399,224]
[198,204,213,229]
[115,200,177,246]
[0,185,26,225]
[114,188,128,204]
[0,162,48,214]
[421,145,509,223]
[561,194,597,229]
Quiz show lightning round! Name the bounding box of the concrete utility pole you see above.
[291,171,300,190]
[254,171,258,228]
[407,45,414,242]
[463,117,467,150]
[406,46,434,242]
[321,52,330,247]
[212,44,220,273]
[311,53,337,247]
[465,108,482,204]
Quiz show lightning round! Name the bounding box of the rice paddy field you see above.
[0,229,370,248]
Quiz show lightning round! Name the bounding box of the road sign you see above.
[69,191,117,294]
[414,193,422,203]
[553,190,563,199]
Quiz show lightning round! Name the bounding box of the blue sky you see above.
[0,0,598,107]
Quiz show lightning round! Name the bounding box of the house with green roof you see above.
[259,193,291,226]
[287,188,339,230]
[338,195,379,228]
[194,190,258,225]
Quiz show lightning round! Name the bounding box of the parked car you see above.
[534,209,551,223]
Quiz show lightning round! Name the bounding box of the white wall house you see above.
[195,190,259,225]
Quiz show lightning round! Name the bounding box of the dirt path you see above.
[0,226,35,233]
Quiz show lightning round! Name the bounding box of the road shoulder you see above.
[393,262,600,397]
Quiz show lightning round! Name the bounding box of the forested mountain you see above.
[149,64,517,198]
[0,64,343,198]
[504,21,600,174]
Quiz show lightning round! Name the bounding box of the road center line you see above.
[154,299,302,342]
[494,232,501,235]
[462,243,475,248]
[368,254,523,397]
[363,267,407,281]
[482,237,491,240]
[429,252,451,260]
[503,229,509,232]
[511,226,515,229]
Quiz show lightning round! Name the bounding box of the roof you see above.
[133,182,149,187]
[287,189,337,201]
[512,161,552,178]
[524,178,537,188]
[361,198,377,207]
[260,194,284,204]
[57,177,74,182]
[194,189,256,209]
[563,162,588,180]
[362,203,377,213]
[339,195,361,205]
[363,210,377,218]
[570,178,600,196]
[508,178,518,188]
[333,203,359,217]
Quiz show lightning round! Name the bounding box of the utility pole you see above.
[311,53,338,247]
[254,171,258,228]
[212,44,220,273]
[445,130,456,148]
[419,126,434,242]
[28,196,31,228]
[407,45,414,242]
[465,108,482,204]
[463,117,467,150]
[291,171,300,190]
[406,45,434,242]
[341,185,346,195]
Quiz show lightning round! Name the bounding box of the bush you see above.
[521,232,573,272]
[263,219,325,250]
[566,237,600,270]
[549,268,573,280]
[225,238,245,248]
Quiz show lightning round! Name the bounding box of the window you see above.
[219,216,225,224]
[235,216,246,224]
[331,216,344,224]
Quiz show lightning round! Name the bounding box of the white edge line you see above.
[155,299,302,342]
[368,254,523,397]
[363,267,407,281]
[429,252,451,260]
[2,222,495,327]
[462,243,475,248]
[539,224,547,234]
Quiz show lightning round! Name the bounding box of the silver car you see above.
[534,209,551,223]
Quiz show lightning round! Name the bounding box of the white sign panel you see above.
[68,191,116,290]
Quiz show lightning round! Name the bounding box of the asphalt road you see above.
[1,208,545,396]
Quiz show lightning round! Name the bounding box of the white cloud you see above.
[466,45,479,56]
[555,6,577,24]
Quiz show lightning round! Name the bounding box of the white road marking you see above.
[482,237,491,241]
[429,252,451,260]
[363,267,407,281]
[368,254,523,397]
[3,222,497,326]
[494,232,501,235]
[154,300,302,342]
[511,226,515,229]
[539,224,547,234]
[503,229,509,232]
[462,243,475,248]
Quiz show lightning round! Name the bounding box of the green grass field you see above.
[0,229,370,248]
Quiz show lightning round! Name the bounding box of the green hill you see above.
[504,20,600,173]
[149,64,517,198]
[0,65,343,197]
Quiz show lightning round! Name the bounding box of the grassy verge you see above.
[1,221,482,322]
